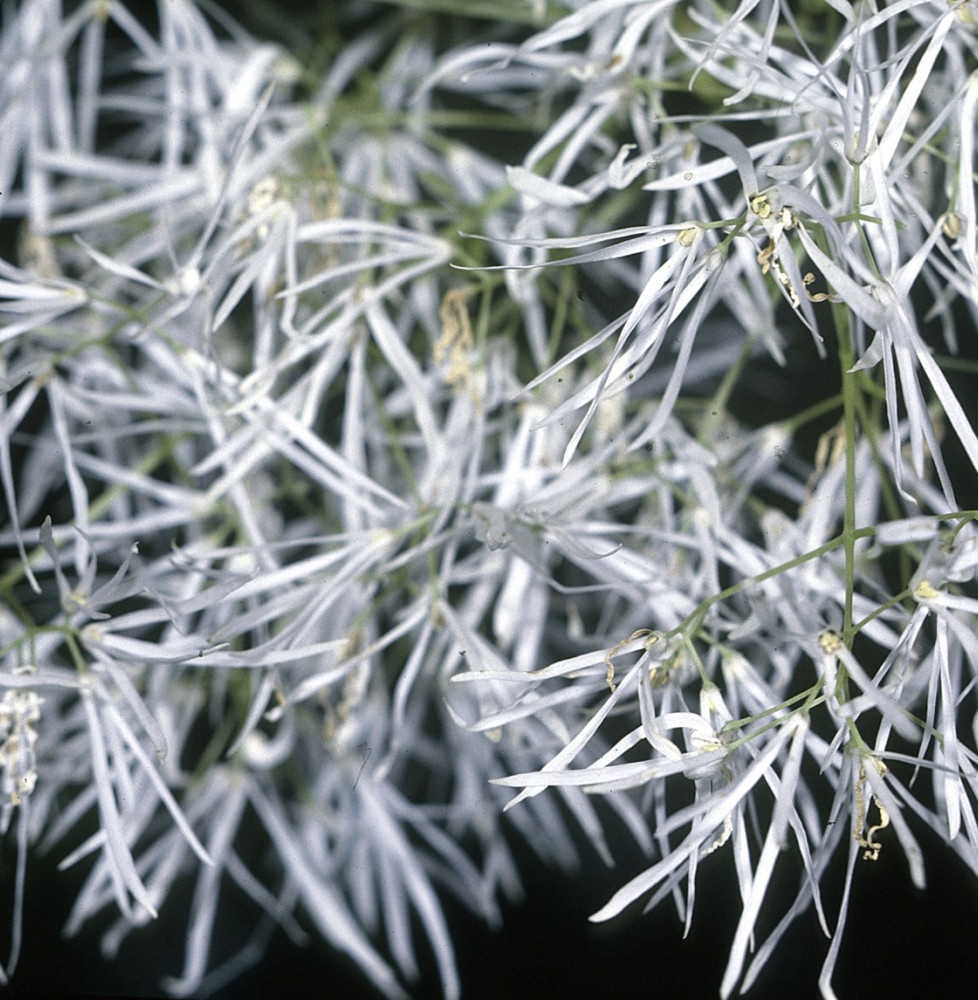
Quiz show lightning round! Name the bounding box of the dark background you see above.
[4,812,977,1000]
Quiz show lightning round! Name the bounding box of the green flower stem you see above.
[835,295,859,642]
[673,523,880,645]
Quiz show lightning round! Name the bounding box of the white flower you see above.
[1,0,977,997]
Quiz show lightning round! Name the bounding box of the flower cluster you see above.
[0,1,976,997]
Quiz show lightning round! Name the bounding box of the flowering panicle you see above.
[1,1,977,998]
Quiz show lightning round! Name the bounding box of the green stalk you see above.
[835,299,859,640]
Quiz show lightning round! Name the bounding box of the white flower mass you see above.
[1,1,977,997]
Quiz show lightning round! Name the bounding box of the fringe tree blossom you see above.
[1,0,977,997]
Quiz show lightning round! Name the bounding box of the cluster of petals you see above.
[0,1,976,998]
